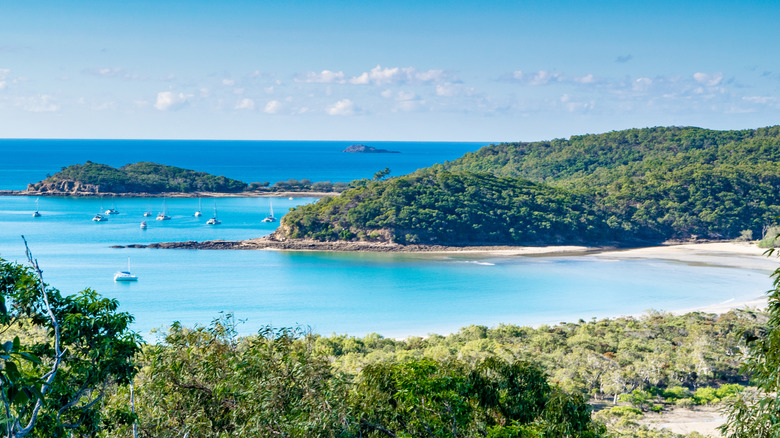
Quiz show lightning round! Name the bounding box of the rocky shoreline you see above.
[111,235,610,254]
[1,190,338,198]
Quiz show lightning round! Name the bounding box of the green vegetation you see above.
[281,170,625,245]
[279,126,780,245]
[32,161,248,194]
[0,246,140,437]
[722,249,780,437]
[1,251,770,436]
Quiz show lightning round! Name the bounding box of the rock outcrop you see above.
[25,180,100,195]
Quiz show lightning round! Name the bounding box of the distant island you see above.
[25,161,248,195]
[342,144,400,153]
[21,161,346,197]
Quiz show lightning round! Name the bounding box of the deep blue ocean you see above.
[0,140,773,339]
[0,139,485,191]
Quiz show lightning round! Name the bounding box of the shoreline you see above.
[115,238,778,317]
[0,190,338,198]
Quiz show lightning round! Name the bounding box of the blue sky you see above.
[1,0,778,141]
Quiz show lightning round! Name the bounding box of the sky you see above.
[1,0,778,141]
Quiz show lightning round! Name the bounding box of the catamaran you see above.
[114,258,138,282]
[156,198,171,220]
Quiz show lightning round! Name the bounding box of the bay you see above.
[0,195,772,340]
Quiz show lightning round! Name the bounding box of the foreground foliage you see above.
[0,254,141,437]
[110,316,606,437]
[279,126,780,245]
[722,248,780,437]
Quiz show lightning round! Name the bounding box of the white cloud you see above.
[18,95,59,112]
[154,91,191,111]
[297,70,346,84]
[222,78,235,86]
[380,89,393,98]
[396,91,417,101]
[235,98,255,110]
[693,72,723,87]
[349,65,447,86]
[264,100,282,114]
[506,69,561,85]
[82,67,146,80]
[743,96,777,104]
[326,98,355,116]
[0,68,8,90]
[632,77,654,91]
[573,74,596,84]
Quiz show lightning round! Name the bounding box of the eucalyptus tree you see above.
[722,248,780,437]
[0,239,141,437]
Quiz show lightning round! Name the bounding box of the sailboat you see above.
[114,258,138,282]
[261,199,277,222]
[140,221,147,229]
[206,201,221,225]
[93,202,108,221]
[156,198,171,221]
[105,199,119,215]
[194,198,203,217]
[32,198,41,217]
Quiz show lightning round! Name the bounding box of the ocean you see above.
[0,139,486,191]
[0,140,773,339]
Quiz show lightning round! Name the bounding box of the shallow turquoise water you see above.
[0,196,773,339]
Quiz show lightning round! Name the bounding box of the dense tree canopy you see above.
[278,126,780,245]
[33,161,248,193]
[0,250,141,437]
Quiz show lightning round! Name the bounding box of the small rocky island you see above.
[342,144,400,154]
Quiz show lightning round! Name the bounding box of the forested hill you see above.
[277,126,780,245]
[27,161,248,194]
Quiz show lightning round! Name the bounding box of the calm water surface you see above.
[0,196,772,339]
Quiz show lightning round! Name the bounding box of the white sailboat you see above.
[261,199,277,222]
[105,200,119,215]
[156,198,171,221]
[206,201,221,225]
[114,258,138,282]
[32,198,41,217]
[140,221,147,229]
[194,198,203,217]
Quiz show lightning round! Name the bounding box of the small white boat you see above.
[105,200,119,215]
[261,200,277,223]
[143,211,152,217]
[32,198,41,217]
[194,198,203,217]
[114,271,138,281]
[140,221,147,229]
[114,258,138,282]
[206,202,221,225]
[92,214,108,222]
[156,198,171,220]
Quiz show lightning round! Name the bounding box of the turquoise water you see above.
[0,195,772,339]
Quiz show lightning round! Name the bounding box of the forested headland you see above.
[277,126,780,246]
